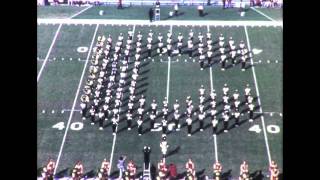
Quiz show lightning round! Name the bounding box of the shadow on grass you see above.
[55,168,69,178]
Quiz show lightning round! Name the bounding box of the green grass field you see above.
[37,23,282,179]
[37,4,282,179]
[37,6,87,18]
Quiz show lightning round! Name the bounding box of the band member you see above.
[80,94,89,120]
[89,106,96,125]
[269,161,279,180]
[147,43,152,58]
[158,40,164,56]
[160,135,169,159]
[212,116,218,135]
[207,49,213,66]
[199,53,205,70]
[248,103,255,122]
[185,159,196,178]
[222,111,229,133]
[167,42,172,57]
[213,161,222,180]
[139,95,146,108]
[137,31,143,42]
[158,159,168,179]
[98,159,110,180]
[239,161,249,180]
[220,54,227,71]
[199,85,205,96]
[150,111,156,129]
[137,118,143,136]
[187,38,193,58]
[234,108,241,127]
[162,118,168,134]
[98,109,105,130]
[222,84,229,96]
[198,110,206,131]
[233,89,240,101]
[41,158,55,180]
[72,161,84,180]
[189,29,194,40]
[127,160,137,180]
[186,117,192,136]
[126,111,133,130]
[198,32,204,43]
[112,114,119,135]
[173,110,180,130]
[241,54,247,71]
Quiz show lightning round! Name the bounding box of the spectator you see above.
[197,5,204,16]
[174,4,179,16]
[118,0,122,9]
[149,8,154,22]
[169,163,177,179]
[155,0,160,7]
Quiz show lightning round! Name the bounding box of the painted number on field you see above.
[77,47,88,53]
[249,124,280,134]
[266,125,280,134]
[70,122,84,131]
[52,122,84,131]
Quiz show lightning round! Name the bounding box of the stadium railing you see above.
[42,0,252,7]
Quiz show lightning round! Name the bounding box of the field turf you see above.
[37,20,282,179]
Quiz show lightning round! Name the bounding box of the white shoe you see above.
[242,69,245,71]
[221,68,225,71]
[82,117,86,120]
[188,134,191,136]
[139,134,142,136]
[201,68,203,71]
[113,133,116,135]
[179,54,181,56]
[128,128,131,130]
[99,127,103,130]
[224,130,228,133]
[249,119,253,122]
[200,129,203,132]
[91,122,94,125]
[176,128,180,131]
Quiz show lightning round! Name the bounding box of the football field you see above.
[37,5,282,179]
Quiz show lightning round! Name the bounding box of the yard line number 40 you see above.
[249,124,280,134]
[52,122,83,131]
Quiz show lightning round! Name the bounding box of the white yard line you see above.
[37,23,62,83]
[68,5,92,19]
[38,18,283,27]
[166,25,173,101]
[108,24,136,176]
[108,131,117,175]
[244,25,272,165]
[53,24,99,175]
[208,24,219,163]
[250,7,278,22]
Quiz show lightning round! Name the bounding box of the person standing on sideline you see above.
[149,8,154,22]
[118,0,122,9]
[174,3,179,16]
